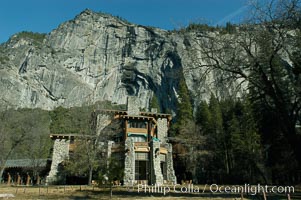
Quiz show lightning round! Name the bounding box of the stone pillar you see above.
[26,173,31,186]
[7,173,11,185]
[17,173,21,185]
[123,138,135,186]
[46,139,70,184]
[127,96,140,115]
[107,141,114,158]
[157,118,168,143]
[151,108,158,113]
[150,140,163,185]
[36,175,40,185]
[166,143,177,184]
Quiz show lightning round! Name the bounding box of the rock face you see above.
[0,9,239,112]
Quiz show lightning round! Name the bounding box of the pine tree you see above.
[150,94,161,112]
[176,78,193,125]
[170,78,193,136]
[196,100,211,133]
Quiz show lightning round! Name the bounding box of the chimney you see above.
[151,108,158,113]
[127,96,140,115]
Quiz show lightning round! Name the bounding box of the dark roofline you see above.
[50,134,96,139]
[3,159,50,169]
[140,112,172,120]
[94,109,171,119]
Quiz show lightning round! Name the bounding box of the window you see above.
[135,161,149,180]
[160,154,166,162]
[113,134,123,143]
[160,162,167,180]
[129,135,147,142]
[160,154,167,180]
[128,120,147,129]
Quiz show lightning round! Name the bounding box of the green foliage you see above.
[49,106,92,135]
[176,78,193,123]
[0,56,9,64]
[150,94,161,112]
[196,100,211,133]
[13,31,46,45]
[0,108,51,159]
[185,23,217,32]
[170,78,193,136]
[49,101,124,135]
[97,158,124,185]
[64,138,101,184]
[194,96,264,183]
[195,0,301,183]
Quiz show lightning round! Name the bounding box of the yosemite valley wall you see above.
[0,9,241,112]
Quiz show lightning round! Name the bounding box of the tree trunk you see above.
[88,167,93,186]
[0,167,4,183]
[110,184,113,199]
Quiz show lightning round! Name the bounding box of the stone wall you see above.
[165,143,177,184]
[157,118,168,143]
[46,139,70,184]
[150,140,163,185]
[123,138,135,186]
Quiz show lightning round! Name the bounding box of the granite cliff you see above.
[0,9,240,113]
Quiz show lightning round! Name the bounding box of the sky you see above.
[0,0,250,44]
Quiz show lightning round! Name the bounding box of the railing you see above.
[134,142,148,147]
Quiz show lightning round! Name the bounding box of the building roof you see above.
[50,134,96,139]
[140,111,172,120]
[3,159,49,169]
[95,109,172,120]
[120,115,155,120]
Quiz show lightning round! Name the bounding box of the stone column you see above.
[157,118,168,143]
[7,173,11,185]
[17,173,21,185]
[46,139,70,184]
[26,173,31,186]
[166,143,177,184]
[127,96,140,115]
[150,140,163,185]
[123,138,135,186]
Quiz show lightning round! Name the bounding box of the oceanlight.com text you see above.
[137,184,295,196]
[209,184,294,195]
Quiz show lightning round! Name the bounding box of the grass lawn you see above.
[0,184,300,200]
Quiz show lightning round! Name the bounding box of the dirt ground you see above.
[0,184,300,200]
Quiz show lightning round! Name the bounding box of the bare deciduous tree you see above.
[192,0,301,165]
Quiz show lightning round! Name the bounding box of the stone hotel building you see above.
[46,97,176,185]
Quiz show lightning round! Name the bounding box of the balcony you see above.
[134,142,150,152]
[127,128,148,134]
